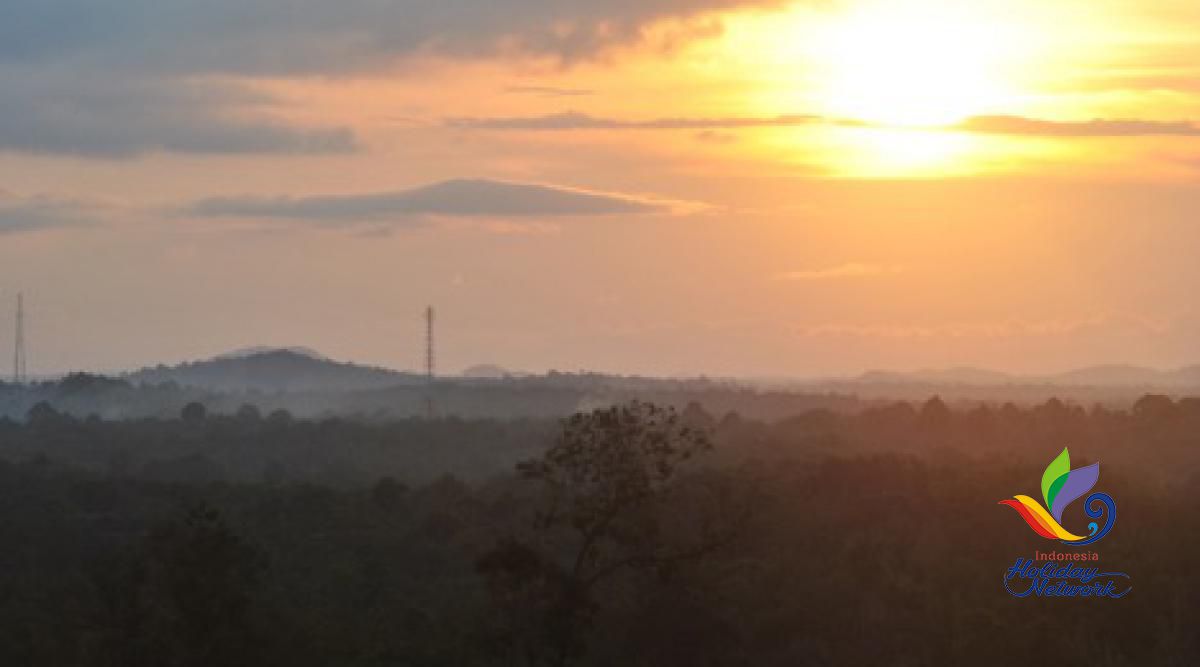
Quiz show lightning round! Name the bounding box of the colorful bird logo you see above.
[999,448,1116,545]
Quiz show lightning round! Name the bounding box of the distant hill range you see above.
[212,345,329,362]
[4,348,1199,422]
[123,348,1200,396]
[126,348,423,393]
[461,363,521,379]
[842,364,1200,388]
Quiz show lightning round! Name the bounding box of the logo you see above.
[998,447,1115,546]
[998,447,1130,599]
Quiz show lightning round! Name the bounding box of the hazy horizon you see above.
[9,338,1200,386]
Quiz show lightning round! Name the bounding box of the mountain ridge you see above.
[120,346,1200,394]
[126,348,422,393]
[847,364,1200,388]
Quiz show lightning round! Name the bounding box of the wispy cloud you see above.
[504,85,594,97]
[185,178,690,227]
[694,130,739,144]
[449,110,1200,141]
[446,111,834,130]
[956,115,1200,137]
[0,191,109,235]
[775,263,904,282]
[792,312,1166,340]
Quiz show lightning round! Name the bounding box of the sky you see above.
[3,0,1200,378]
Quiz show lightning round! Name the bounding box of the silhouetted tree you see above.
[371,476,409,511]
[477,538,572,665]
[1133,393,1176,421]
[235,403,262,423]
[87,505,264,667]
[26,401,61,425]
[918,395,951,429]
[180,402,207,423]
[140,505,264,667]
[482,401,731,666]
[266,408,294,425]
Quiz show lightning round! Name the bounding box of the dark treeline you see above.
[4,392,1199,486]
[0,371,870,423]
[0,396,1196,665]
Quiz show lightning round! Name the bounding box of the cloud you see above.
[0,69,356,158]
[956,115,1200,137]
[791,313,1162,340]
[504,85,594,97]
[447,110,831,130]
[1,1,791,75]
[694,130,739,144]
[0,0,793,159]
[775,263,904,282]
[185,178,680,226]
[448,110,1200,141]
[0,192,108,235]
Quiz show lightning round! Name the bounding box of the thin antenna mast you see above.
[425,306,435,382]
[13,292,27,384]
[424,306,435,418]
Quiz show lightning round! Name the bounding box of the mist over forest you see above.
[0,348,1196,665]
[5,348,1197,424]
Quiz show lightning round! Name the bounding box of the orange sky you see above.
[2,0,1200,376]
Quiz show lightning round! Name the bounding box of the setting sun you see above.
[712,0,1057,175]
[810,1,1026,126]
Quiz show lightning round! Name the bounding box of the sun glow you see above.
[709,1,1052,175]
[831,128,976,176]
[810,1,1026,126]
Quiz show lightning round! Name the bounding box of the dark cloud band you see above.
[1,0,790,75]
[0,1,795,158]
[0,72,356,158]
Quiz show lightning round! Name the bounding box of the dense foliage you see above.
[0,395,1196,665]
